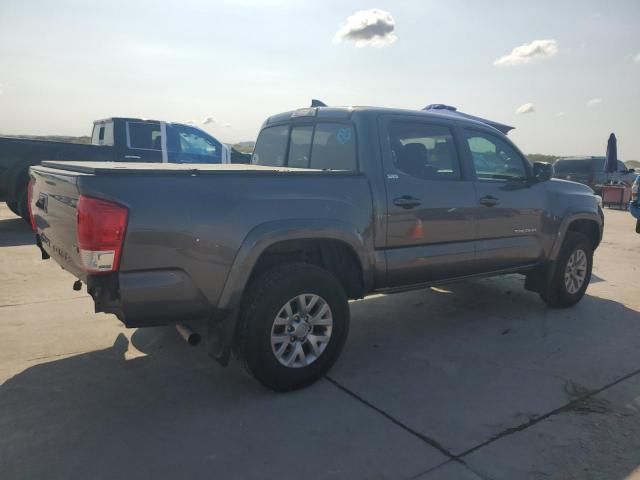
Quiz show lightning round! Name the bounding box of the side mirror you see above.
[533,162,554,182]
[628,168,636,174]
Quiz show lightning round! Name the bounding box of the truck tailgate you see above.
[30,166,86,279]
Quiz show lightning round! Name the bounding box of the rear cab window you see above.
[252,122,357,171]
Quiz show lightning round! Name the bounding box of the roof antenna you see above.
[311,99,327,107]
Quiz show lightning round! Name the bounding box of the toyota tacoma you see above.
[27,104,604,391]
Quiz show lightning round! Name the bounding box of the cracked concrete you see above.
[1,203,640,479]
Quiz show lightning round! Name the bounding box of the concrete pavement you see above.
[1,203,639,479]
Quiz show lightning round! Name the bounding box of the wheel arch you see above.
[216,219,374,312]
[550,213,602,260]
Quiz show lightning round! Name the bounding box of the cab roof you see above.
[263,104,514,135]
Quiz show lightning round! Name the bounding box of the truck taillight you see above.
[27,178,36,231]
[77,195,128,273]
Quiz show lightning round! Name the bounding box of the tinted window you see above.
[388,122,460,180]
[288,126,313,168]
[128,122,162,150]
[252,123,357,170]
[310,123,356,170]
[252,125,289,167]
[553,159,593,174]
[465,130,528,181]
[617,160,627,172]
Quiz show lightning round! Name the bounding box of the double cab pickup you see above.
[28,104,603,390]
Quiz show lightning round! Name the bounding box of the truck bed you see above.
[30,161,371,327]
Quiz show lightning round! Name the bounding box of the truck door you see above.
[462,128,547,270]
[381,117,478,287]
[123,121,165,162]
[166,124,225,164]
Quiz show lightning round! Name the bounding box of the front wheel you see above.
[237,263,350,391]
[540,232,593,308]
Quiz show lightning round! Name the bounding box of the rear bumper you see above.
[630,202,640,220]
[88,269,222,327]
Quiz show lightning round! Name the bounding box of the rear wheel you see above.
[540,232,593,308]
[6,201,19,216]
[237,263,350,391]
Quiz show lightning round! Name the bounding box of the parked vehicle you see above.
[553,156,637,194]
[631,176,640,233]
[28,104,603,391]
[0,117,231,219]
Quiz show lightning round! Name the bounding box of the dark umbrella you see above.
[604,133,618,174]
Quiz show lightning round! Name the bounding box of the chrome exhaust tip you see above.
[176,324,201,346]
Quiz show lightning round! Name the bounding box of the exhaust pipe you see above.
[176,324,201,346]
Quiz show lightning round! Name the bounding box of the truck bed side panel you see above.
[32,165,373,327]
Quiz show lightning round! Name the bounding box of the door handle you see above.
[124,155,141,160]
[479,195,499,207]
[393,196,422,209]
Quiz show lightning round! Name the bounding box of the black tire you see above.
[540,232,593,308]
[16,185,30,223]
[237,262,350,391]
[6,201,19,216]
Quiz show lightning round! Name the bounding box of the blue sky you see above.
[1,0,639,159]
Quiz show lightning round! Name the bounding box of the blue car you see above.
[631,176,640,233]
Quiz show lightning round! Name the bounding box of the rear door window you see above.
[388,122,460,180]
[128,122,162,150]
[309,123,356,170]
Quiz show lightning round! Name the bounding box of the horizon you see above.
[1,0,639,159]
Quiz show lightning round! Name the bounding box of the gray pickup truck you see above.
[28,104,603,391]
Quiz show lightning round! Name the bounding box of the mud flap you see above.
[206,309,238,366]
[524,262,554,293]
[636,219,640,234]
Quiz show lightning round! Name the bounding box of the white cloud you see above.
[202,117,216,125]
[587,98,602,107]
[494,39,558,66]
[333,9,397,48]
[633,53,640,63]
[557,111,567,117]
[185,120,197,125]
[516,102,535,114]
[224,123,232,128]
[0,83,4,95]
